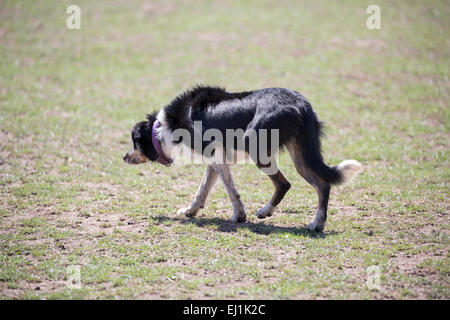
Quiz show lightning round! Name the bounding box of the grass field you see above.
[0,0,449,299]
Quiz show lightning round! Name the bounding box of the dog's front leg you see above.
[212,164,246,223]
[177,165,218,217]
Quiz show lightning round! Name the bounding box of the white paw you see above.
[231,210,246,223]
[177,207,198,217]
[307,220,324,232]
[256,204,275,219]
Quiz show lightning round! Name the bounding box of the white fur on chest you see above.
[156,110,252,165]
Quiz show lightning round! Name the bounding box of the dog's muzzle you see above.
[123,149,148,164]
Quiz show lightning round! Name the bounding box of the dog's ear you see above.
[138,113,157,142]
[146,112,157,126]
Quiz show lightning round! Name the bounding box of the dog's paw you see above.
[177,207,198,217]
[306,221,325,232]
[256,204,275,219]
[230,211,246,223]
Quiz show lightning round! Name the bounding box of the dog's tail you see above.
[297,112,362,185]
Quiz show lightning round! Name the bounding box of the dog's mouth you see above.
[123,149,149,164]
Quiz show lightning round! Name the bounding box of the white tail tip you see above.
[337,160,362,183]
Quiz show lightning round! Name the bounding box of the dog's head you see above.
[123,114,159,165]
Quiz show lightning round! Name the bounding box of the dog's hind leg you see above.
[177,165,218,217]
[212,164,246,223]
[286,141,330,232]
[255,161,291,219]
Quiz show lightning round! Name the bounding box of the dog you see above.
[123,85,361,231]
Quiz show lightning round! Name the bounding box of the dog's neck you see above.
[151,120,172,166]
[155,110,177,164]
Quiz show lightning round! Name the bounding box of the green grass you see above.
[0,0,449,299]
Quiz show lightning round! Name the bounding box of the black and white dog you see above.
[123,86,361,231]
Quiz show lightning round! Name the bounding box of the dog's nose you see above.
[123,154,128,162]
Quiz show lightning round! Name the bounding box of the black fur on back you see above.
[161,85,253,130]
[141,85,342,184]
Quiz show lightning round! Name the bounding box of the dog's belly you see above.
[172,142,252,165]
